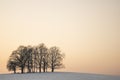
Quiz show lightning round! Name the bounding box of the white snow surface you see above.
[0,72,120,80]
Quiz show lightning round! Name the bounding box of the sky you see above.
[0,0,120,75]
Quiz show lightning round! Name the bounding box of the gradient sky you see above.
[0,0,120,75]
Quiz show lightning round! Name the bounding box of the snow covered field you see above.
[0,72,120,80]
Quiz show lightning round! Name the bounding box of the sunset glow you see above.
[0,0,120,75]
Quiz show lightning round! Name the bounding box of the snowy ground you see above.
[0,72,120,80]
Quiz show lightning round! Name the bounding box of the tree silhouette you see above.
[42,48,48,72]
[7,59,17,74]
[26,46,33,73]
[7,43,65,73]
[9,46,29,73]
[35,43,48,72]
[49,46,64,72]
[32,46,39,72]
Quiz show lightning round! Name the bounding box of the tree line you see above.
[7,43,65,74]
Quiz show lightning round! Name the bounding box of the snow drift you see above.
[0,72,120,80]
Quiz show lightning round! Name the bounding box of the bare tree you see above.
[34,44,48,72]
[49,46,64,72]
[32,46,38,72]
[7,59,17,74]
[26,46,33,73]
[42,47,48,72]
[10,46,29,73]
[36,43,47,73]
[44,53,49,72]
[7,43,65,73]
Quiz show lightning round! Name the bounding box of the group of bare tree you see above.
[7,43,65,74]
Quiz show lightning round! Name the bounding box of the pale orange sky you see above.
[0,0,120,75]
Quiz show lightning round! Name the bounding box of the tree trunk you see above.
[51,62,54,72]
[21,66,24,74]
[43,59,46,72]
[39,65,41,73]
[52,67,54,72]
[43,65,45,72]
[51,64,54,72]
[39,60,42,72]
[14,69,16,74]
[27,61,30,73]
[45,66,47,72]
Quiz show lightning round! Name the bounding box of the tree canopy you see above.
[7,43,65,73]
